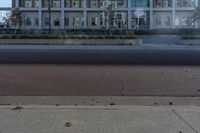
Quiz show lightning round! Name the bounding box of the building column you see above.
[83,0,87,28]
[39,0,42,29]
[16,0,19,7]
[12,0,16,8]
[32,0,35,7]
[127,0,131,29]
[70,0,72,7]
[42,0,44,7]
[61,0,65,29]
[172,0,175,29]
[150,0,153,29]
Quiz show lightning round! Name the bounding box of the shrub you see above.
[1,35,10,39]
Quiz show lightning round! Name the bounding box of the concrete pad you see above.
[174,108,200,133]
[0,106,199,133]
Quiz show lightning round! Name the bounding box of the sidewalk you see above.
[0,105,199,133]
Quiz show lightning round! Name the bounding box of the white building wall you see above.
[12,0,199,29]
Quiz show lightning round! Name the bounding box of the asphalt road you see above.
[0,45,200,96]
[1,45,200,65]
[0,65,200,96]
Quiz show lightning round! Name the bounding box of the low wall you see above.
[0,39,142,45]
[179,39,200,45]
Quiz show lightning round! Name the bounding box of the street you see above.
[0,64,200,96]
[1,44,200,65]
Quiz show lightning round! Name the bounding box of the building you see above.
[11,0,199,29]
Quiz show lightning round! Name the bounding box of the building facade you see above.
[11,0,199,29]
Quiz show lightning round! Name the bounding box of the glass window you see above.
[54,18,60,26]
[155,16,161,25]
[45,17,49,26]
[34,0,40,7]
[165,16,171,25]
[65,17,69,26]
[72,0,80,8]
[176,0,195,7]
[25,16,32,26]
[175,16,180,26]
[91,17,98,26]
[25,0,32,7]
[34,17,39,26]
[52,0,61,8]
[131,0,149,7]
[64,0,70,7]
[90,0,97,8]
[153,0,172,8]
[73,17,83,27]
[132,11,149,29]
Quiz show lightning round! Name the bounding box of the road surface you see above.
[1,45,200,65]
[0,64,200,96]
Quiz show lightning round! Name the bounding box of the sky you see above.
[0,0,11,7]
[0,0,11,22]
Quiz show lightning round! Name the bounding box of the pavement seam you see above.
[171,109,199,133]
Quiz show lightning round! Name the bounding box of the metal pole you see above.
[48,0,51,34]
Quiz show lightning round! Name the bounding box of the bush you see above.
[1,35,10,39]
[0,34,137,39]
[181,36,200,39]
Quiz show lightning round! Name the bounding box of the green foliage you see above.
[0,34,136,39]
[181,36,200,39]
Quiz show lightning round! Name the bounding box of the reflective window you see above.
[175,0,196,7]
[153,0,172,8]
[131,0,149,7]
[54,18,60,26]
[25,16,32,25]
[64,17,69,26]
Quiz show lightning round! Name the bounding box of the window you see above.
[34,17,39,26]
[116,0,126,8]
[25,16,32,26]
[25,0,32,7]
[155,16,161,25]
[176,0,195,7]
[64,0,69,7]
[34,0,39,7]
[153,0,172,8]
[72,0,80,8]
[73,17,83,27]
[45,17,49,26]
[90,0,97,8]
[175,16,180,26]
[131,0,149,7]
[165,17,171,25]
[54,18,60,26]
[91,17,98,26]
[53,0,61,7]
[65,17,69,26]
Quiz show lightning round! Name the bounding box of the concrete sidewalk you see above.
[0,105,199,133]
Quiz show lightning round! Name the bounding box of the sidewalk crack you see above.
[172,109,199,133]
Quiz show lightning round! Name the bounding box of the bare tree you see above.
[2,12,11,28]
[192,7,200,28]
[102,1,115,35]
[10,8,22,34]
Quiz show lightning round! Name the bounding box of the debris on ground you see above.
[110,102,115,105]
[64,122,72,127]
[12,106,23,111]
